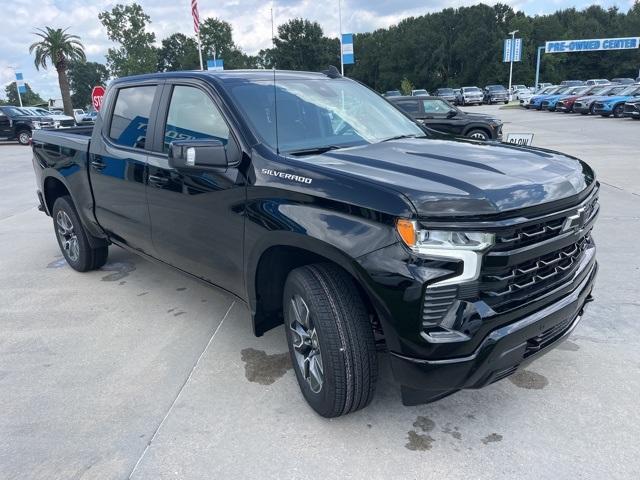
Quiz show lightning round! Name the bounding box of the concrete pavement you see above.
[1,108,639,479]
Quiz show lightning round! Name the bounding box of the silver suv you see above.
[458,86,484,106]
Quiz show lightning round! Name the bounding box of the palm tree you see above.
[29,27,85,116]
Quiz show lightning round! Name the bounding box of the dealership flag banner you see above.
[342,34,355,65]
[545,37,640,53]
[503,38,522,62]
[191,0,204,70]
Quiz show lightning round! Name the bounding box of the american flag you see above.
[191,0,200,34]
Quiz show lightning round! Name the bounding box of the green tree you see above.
[99,3,157,77]
[29,27,85,115]
[260,19,339,71]
[199,18,259,69]
[157,33,200,71]
[4,83,45,106]
[68,61,109,109]
[400,77,414,95]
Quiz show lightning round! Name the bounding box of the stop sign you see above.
[91,86,106,111]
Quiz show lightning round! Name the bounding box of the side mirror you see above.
[447,110,457,118]
[168,139,236,170]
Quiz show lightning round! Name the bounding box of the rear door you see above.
[393,99,421,120]
[145,80,246,296]
[89,81,161,254]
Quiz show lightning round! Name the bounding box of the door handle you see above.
[90,158,106,171]
[148,174,169,187]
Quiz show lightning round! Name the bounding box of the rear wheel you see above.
[283,263,377,417]
[467,129,490,141]
[52,196,108,272]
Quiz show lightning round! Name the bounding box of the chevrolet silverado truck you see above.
[31,69,598,417]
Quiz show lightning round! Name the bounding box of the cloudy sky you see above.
[0,0,634,100]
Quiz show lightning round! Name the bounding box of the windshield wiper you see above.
[379,134,425,143]
[286,145,343,156]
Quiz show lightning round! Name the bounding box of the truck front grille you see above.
[492,193,598,252]
[480,235,591,312]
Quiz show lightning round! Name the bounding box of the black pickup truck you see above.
[1,105,56,145]
[32,70,598,417]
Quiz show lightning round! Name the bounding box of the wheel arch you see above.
[247,235,381,337]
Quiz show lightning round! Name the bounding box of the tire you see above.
[283,263,377,418]
[52,196,108,272]
[612,104,624,118]
[504,100,509,104]
[589,104,596,115]
[17,129,31,145]
[467,129,490,141]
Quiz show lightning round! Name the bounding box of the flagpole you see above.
[197,30,204,71]
[338,0,344,75]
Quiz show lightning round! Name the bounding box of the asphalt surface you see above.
[1,109,639,479]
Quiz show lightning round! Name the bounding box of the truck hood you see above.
[300,138,593,217]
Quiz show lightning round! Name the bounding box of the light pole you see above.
[535,45,545,90]
[508,30,519,100]
[8,65,23,107]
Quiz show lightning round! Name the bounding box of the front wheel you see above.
[17,129,31,145]
[612,104,624,118]
[283,263,378,417]
[52,196,108,272]
[467,129,490,141]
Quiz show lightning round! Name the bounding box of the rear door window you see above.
[395,100,420,114]
[108,85,157,149]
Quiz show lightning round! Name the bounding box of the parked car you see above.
[483,85,509,104]
[541,86,592,112]
[520,86,557,108]
[592,85,640,117]
[457,86,484,105]
[529,86,569,110]
[383,90,401,97]
[0,105,55,145]
[514,86,533,100]
[622,99,640,119]
[411,89,429,96]
[510,84,527,94]
[388,95,503,140]
[556,85,610,113]
[536,83,553,91]
[611,78,635,85]
[434,88,457,102]
[561,80,585,86]
[452,88,462,104]
[23,107,76,128]
[30,69,599,416]
[573,85,629,115]
[585,79,610,86]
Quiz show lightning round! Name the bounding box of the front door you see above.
[89,83,160,254]
[146,82,246,296]
[420,98,458,135]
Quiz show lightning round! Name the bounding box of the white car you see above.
[28,108,76,128]
[514,87,534,101]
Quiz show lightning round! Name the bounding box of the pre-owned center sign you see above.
[545,36,640,53]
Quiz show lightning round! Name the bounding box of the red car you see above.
[556,86,608,113]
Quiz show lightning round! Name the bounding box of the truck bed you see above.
[32,126,93,151]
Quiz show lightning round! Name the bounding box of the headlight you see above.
[396,219,494,286]
[32,121,41,129]
[396,220,494,251]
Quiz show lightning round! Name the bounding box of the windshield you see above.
[413,89,428,95]
[438,88,454,95]
[227,78,424,154]
[463,87,481,93]
[487,86,506,91]
[570,87,590,95]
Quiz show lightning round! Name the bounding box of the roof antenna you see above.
[322,65,342,79]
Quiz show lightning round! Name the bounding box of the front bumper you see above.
[623,104,640,118]
[391,262,597,405]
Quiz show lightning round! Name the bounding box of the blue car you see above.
[592,85,640,117]
[541,86,593,111]
[529,86,569,110]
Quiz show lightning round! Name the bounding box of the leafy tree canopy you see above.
[4,83,45,106]
[68,61,110,109]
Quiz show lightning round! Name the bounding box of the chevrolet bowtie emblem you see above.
[562,206,586,233]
